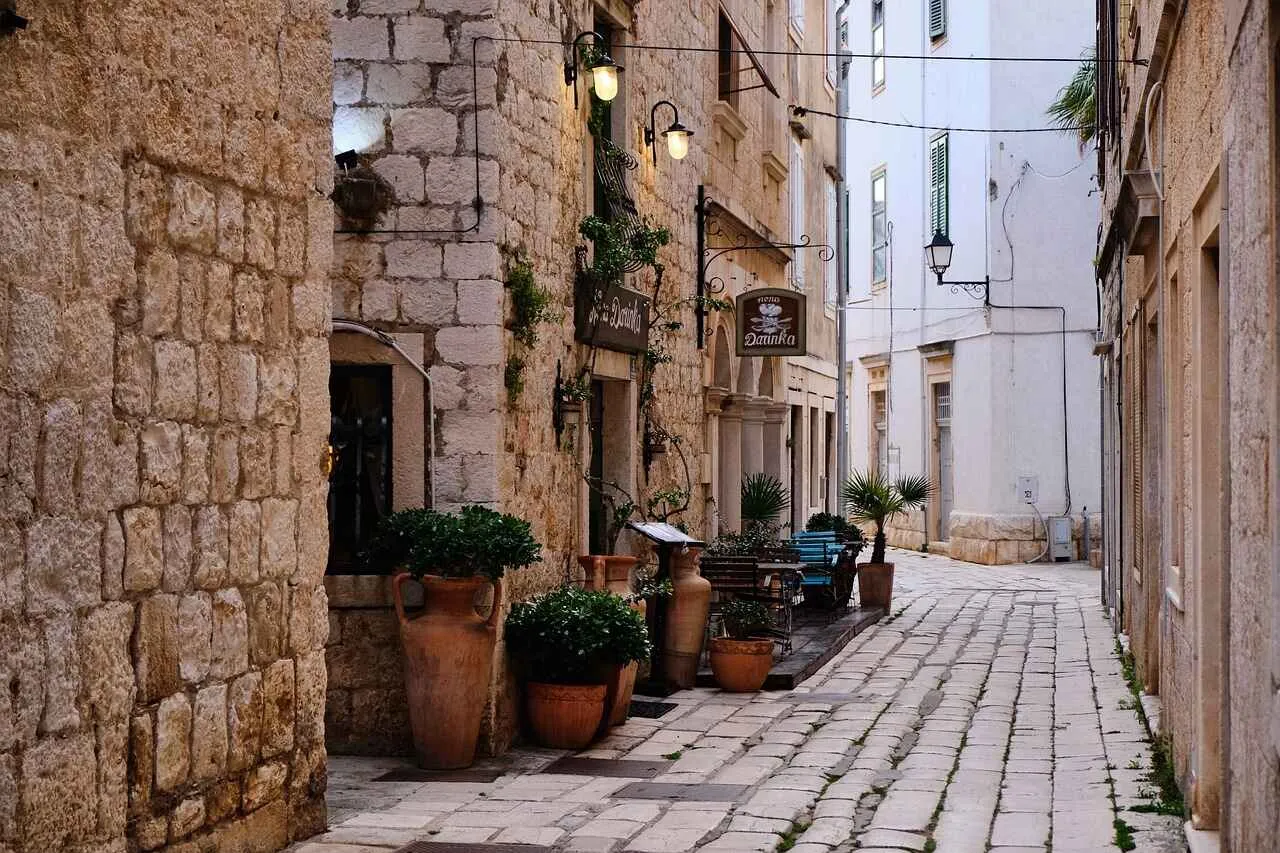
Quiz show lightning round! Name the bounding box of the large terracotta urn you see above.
[858,562,895,609]
[580,555,644,727]
[393,573,500,769]
[660,546,711,688]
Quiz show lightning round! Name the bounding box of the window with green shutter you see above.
[929,134,948,237]
[928,0,946,39]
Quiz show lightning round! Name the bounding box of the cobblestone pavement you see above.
[296,550,1188,853]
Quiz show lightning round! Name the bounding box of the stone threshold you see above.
[695,605,885,690]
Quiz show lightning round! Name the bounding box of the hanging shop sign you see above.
[575,283,651,354]
[735,288,806,356]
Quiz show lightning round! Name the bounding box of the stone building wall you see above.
[1223,0,1280,846]
[1,2,333,851]
[326,0,839,756]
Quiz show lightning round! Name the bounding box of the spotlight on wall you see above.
[644,100,694,167]
[563,31,622,108]
[334,149,359,172]
[0,6,28,34]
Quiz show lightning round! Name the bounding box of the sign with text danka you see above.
[735,288,807,356]
[575,284,651,354]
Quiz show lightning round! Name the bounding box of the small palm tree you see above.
[740,473,790,530]
[840,470,934,565]
[1046,49,1097,149]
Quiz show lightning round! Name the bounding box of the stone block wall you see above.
[323,576,413,756]
[882,512,1102,565]
[1,3,333,850]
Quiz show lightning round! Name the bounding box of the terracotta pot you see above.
[525,682,607,749]
[578,554,639,596]
[393,573,500,769]
[858,562,895,609]
[709,637,775,692]
[661,546,711,688]
[581,555,645,727]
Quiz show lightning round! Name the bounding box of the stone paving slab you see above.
[296,551,1191,853]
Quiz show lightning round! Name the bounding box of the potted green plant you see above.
[741,473,790,531]
[365,506,541,769]
[505,586,652,749]
[709,599,775,692]
[839,470,934,609]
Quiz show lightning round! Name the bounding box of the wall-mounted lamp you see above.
[332,150,391,230]
[0,6,28,34]
[564,31,621,108]
[924,230,989,302]
[644,100,693,166]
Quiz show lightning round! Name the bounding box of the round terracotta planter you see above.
[857,562,895,609]
[393,573,500,769]
[580,555,645,727]
[525,682,607,750]
[661,546,711,689]
[708,637,774,692]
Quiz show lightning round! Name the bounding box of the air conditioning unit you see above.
[1047,516,1074,562]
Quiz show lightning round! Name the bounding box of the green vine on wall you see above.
[503,252,556,403]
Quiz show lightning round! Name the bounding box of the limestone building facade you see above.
[325,0,841,755]
[1,2,334,851]
[1094,0,1280,847]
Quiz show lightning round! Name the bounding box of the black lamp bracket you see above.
[934,272,990,303]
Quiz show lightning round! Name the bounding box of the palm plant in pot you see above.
[709,599,775,692]
[364,505,541,769]
[839,470,933,609]
[505,586,652,749]
[740,472,790,532]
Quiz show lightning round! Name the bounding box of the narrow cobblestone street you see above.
[298,551,1186,853]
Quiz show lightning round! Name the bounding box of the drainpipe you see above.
[835,0,852,503]
[332,318,437,508]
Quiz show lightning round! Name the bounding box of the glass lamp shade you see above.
[591,62,619,101]
[663,124,691,160]
[925,231,954,277]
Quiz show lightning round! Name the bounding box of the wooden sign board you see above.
[735,288,807,356]
[575,284,651,354]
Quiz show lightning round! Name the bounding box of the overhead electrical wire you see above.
[486,35,1146,65]
[791,105,1090,135]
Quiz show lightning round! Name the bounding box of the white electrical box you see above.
[1016,476,1039,505]
[1047,516,1074,561]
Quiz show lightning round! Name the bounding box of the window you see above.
[934,381,951,421]
[871,389,887,474]
[825,0,837,83]
[790,137,805,289]
[929,133,949,237]
[718,12,738,104]
[928,0,946,40]
[871,168,887,283]
[824,177,838,304]
[327,365,393,574]
[789,0,804,37]
[871,0,885,90]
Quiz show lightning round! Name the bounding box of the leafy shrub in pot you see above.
[362,505,542,769]
[505,586,652,748]
[709,598,775,692]
[364,505,542,580]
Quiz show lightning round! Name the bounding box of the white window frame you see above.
[789,0,805,39]
[825,0,837,84]
[871,0,885,91]
[871,168,887,285]
[790,137,805,289]
[929,133,949,238]
[824,177,837,304]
